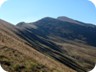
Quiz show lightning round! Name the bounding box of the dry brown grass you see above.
[0,46,52,72]
[0,21,76,72]
[50,36,96,71]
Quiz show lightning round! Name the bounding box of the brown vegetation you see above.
[0,19,76,72]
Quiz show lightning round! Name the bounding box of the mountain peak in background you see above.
[57,16,81,24]
[0,16,96,72]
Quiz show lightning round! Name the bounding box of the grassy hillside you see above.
[0,17,96,72]
[0,20,76,72]
[16,17,96,71]
[0,46,51,72]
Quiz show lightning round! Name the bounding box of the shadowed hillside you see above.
[0,19,76,72]
[16,17,96,72]
[0,16,96,72]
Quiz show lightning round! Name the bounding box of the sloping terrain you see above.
[0,46,51,72]
[0,19,76,72]
[16,17,96,71]
[0,16,96,72]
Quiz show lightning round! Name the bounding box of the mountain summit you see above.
[0,16,96,72]
[57,16,80,24]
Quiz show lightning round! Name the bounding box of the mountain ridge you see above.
[0,16,96,72]
[16,16,96,71]
[0,19,76,72]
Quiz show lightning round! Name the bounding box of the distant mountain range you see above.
[0,16,96,72]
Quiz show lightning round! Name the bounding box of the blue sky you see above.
[0,0,96,25]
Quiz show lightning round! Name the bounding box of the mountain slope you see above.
[32,17,96,46]
[16,17,96,71]
[0,19,76,72]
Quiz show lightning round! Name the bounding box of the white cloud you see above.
[89,0,96,7]
[0,0,7,7]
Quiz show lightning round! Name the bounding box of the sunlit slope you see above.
[16,17,96,71]
[0,19,76,72]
